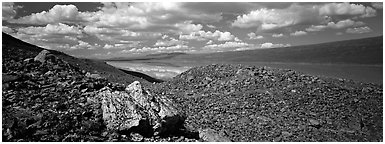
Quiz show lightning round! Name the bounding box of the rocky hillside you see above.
[2,33,207,142]
[2,32,383,142]
[2,32,151,87]
[151,64,383,142]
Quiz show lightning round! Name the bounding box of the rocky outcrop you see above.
[98,81,185,136]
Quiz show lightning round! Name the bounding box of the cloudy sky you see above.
[2,2,383,58]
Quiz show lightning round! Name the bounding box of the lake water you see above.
[106,61,192,80]
[107,61,382,85]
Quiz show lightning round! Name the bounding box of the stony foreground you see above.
[151,64,383,142]
[2,49,383,142]
[2,50,203,142]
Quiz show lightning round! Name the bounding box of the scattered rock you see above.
[23,58,34,63]
[34,130,49,136]
[130,133,144,142]
[198,128,232,142]
[281,131,292,137]
[86,72,102,79]
[309,119,321,128]
[187,75,194,82]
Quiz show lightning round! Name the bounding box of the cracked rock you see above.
[98,81,185,136]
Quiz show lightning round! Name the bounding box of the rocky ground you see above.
[2,33,202,142]
[151,64,383,142]
[2,32,383,142]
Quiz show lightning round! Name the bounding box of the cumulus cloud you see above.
[162,35,169,39]
[203,41,252,50]
[174,21,203,34]
[12,23,88,51]
[319,2,377,18]
[4,2,381,57]
[232,3,376,31]
[326,19,364,29]
[2,26,15,34]
[234,42,291,51]
[371,2,383,9]
[70,40,94,50]
[290,31,307,36]
[305,25,328,32]
[346,26,372,34]
[179,30,237,41]
[84,25,162,42]
[9,4,94,24]
[125,44,189,53]
[84,26,121,34]
[103,44,114,49]
[2,2,20,20]
[102,42,140,49]
[272,33,284,38]
[91,2,221,31]
[260,42,291,48]
[154,37,187,46]
[248,32,264,39]
[232,4,324,30]
[17,23,82,35]
[306,19,365,32]
[207,24,216,29]
[9,2,220,34]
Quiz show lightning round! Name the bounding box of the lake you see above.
[106,61,383,85]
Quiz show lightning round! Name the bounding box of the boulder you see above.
[86,72,102,79]
[34,50,50,63]
[98,81,185,136]
[23,58,34,63]
[34,50,58,63]
[198,128,232,142]
[99,88,144,131]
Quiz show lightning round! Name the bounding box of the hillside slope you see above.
[2,33,151,87]
[1,33,198,142]
[151,64,383,142]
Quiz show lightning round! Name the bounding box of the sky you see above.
[2,2,383,59]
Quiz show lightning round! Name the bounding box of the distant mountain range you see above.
[105,36,383,65]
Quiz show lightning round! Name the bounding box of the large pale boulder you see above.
[198,128,232,142]
[98,81,185,136]
[34,50,50,63]
[34,50,57,63]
